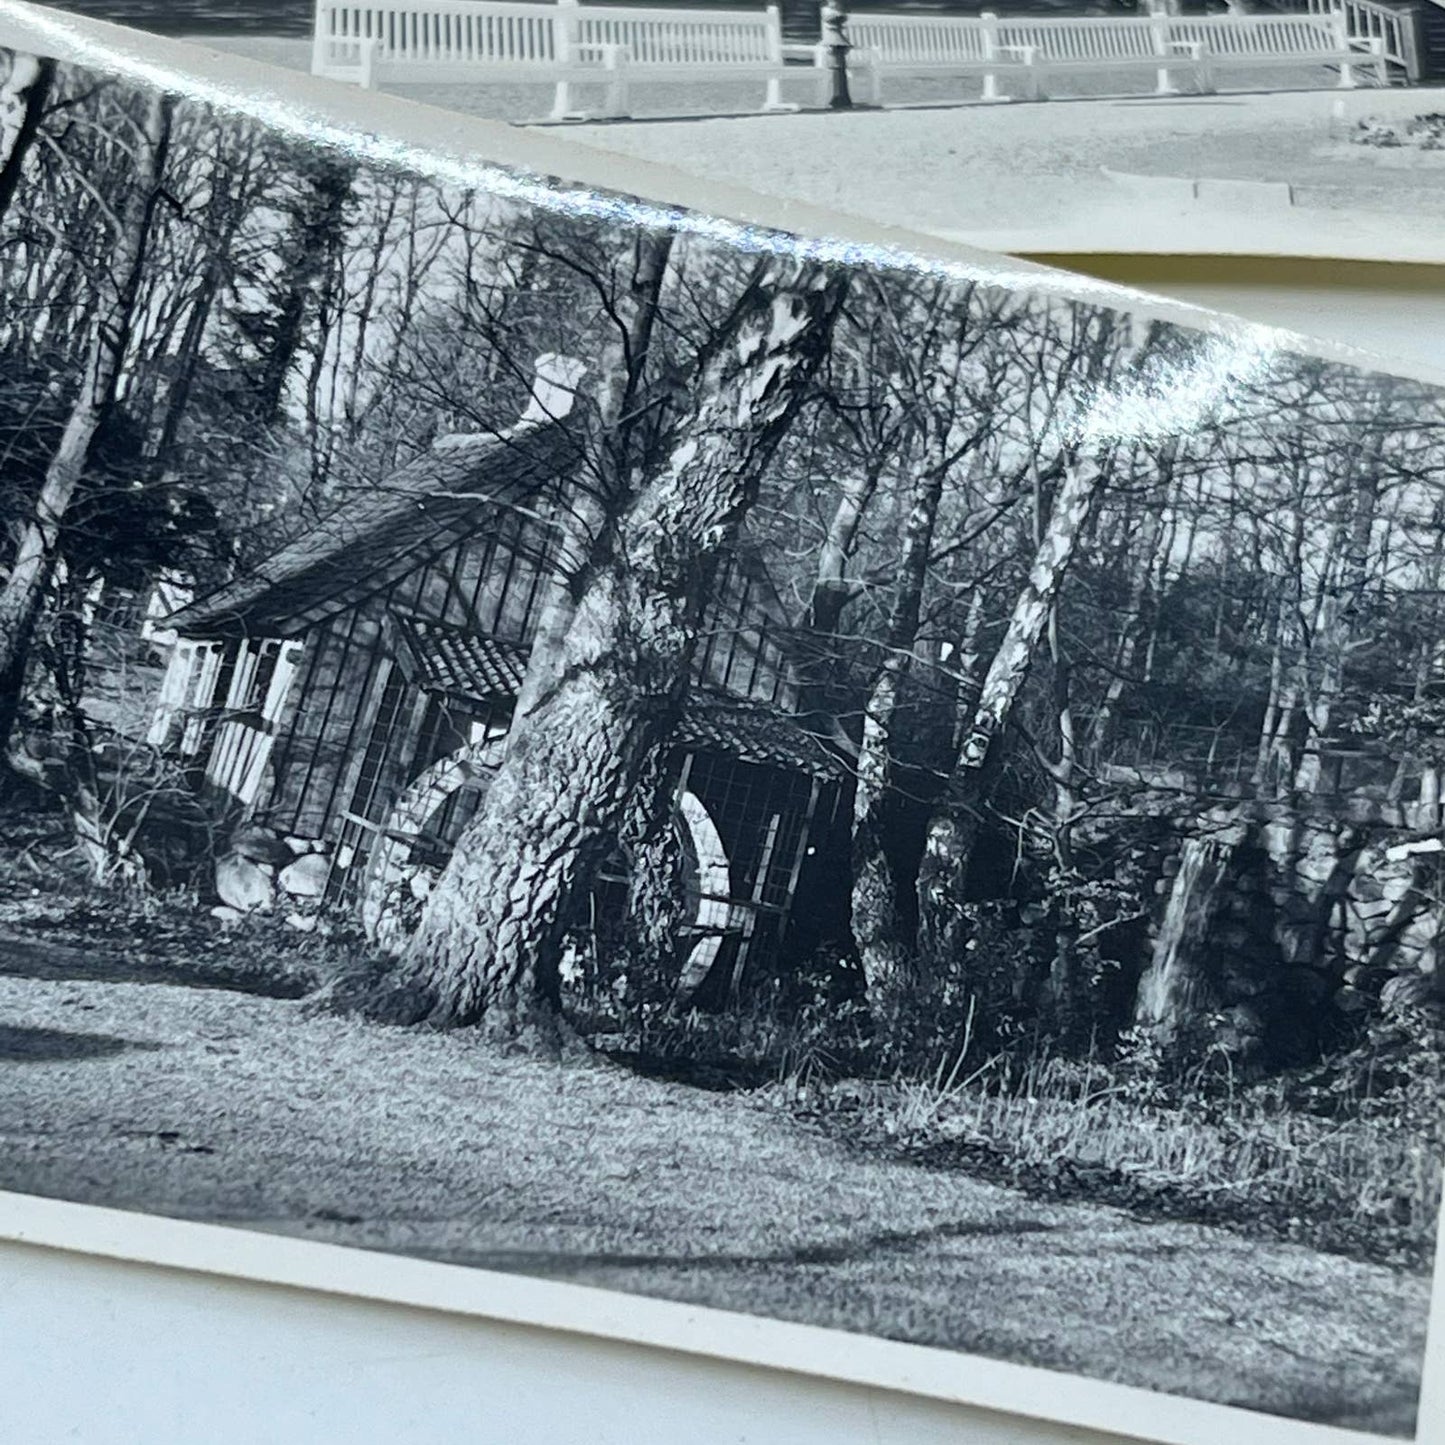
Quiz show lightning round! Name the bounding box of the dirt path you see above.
[0,960,1429,1435]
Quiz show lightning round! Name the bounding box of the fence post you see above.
[820,0,853,109]
[1150,10,1180,95]
[980,11,1005,102]
[762,5,797,112]
[551,0,580,121]
[1398,2,1425,83]
[310,0,331,75]
[603,44,632,119]
[1332,11,1358,84]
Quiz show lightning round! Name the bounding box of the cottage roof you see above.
[390,613,846,782]
[167,420,577,638]
[389,613,528,702]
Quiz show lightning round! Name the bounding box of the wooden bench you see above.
[1165,13,1389,90]
[845,8,1386,102]
[991,14,1209,98]
[843,12,1041,104]
[311,0,825,118]
[310,0,1390,113]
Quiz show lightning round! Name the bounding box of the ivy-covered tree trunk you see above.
[0,89,173,755]
[149,143,259,470]
[386,259,846,1037]
[237,156,354,429]
[617,745,689,990]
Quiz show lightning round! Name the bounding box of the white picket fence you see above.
[310,0,1394,113]
[312,0,824,114]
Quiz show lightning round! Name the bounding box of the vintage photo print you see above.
[0,28,1442,1445]
[23,0,1445,263]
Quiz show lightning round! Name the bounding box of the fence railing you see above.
[992,13,1187,64]
[1331,0,1415,74]
[846,11,990,65]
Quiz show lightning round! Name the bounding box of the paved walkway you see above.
[192,34,1445,261]
[0,948,1430,1435]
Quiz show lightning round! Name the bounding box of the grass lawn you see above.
[0,915,1432,1435]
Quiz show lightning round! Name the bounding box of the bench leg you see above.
[550,79,575,121]
[603,76,631,119]
[1154,65,1179,98]
[761,76,800,114]
[1336,59,1357,88]
[980,69,1011,103]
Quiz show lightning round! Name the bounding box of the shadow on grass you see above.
[0,1023,162,1062]
[0,929,309,999]
[421,1214,1055,1278]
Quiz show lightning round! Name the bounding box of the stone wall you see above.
[1143,800,1444,1062]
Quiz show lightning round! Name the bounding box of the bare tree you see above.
[0,86,174,753]
[380,253,847,1038]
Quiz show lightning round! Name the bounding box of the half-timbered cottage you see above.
[150,357,848,1000]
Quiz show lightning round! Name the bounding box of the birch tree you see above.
[916,312,1144,973]
[0,52,53,228]
[0,87,174,753]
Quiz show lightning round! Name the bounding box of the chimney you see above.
[433,353,588,452]
[519,352,588,426]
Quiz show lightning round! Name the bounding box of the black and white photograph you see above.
[22,0,1445,262]
[0,32,1442,1445]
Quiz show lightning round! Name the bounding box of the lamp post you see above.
[820,0,852,110]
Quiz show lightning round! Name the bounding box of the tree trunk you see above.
[1292,425,1385,795]
[0,53,54,228]
[1045,600,1086,1038]
[387,259,846,1037]
[617,745,688,990]
[852,446,946,1015]
[0,91,173,754]
[1088,444,1175,757]
[1253,491,1308,797]
[917,459,1105,966]
[510,231,674,730]
[249,158,353,429]
[786,461,883,767]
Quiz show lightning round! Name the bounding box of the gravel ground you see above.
[0,959,1430,1434]
[186,33,1445,257]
